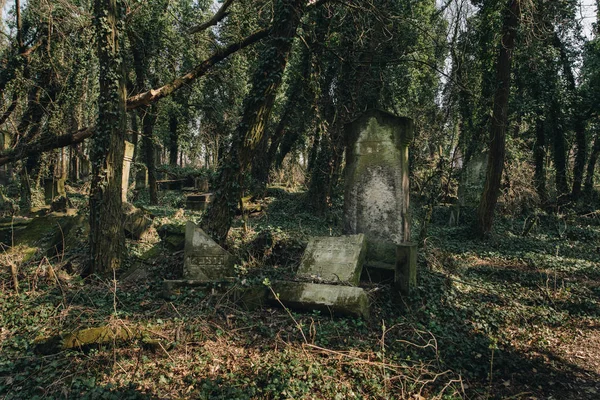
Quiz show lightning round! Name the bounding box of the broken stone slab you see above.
[183,221,235,281]
[269,281,370,319]
[297,234,366,286]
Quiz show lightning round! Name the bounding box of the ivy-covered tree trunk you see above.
[141,106,158,204]
[88,0,126,274]
[201,0,306,244]
[476,0,520,237]
[169,113,178,166]
[550,98,569,199]
[533,118,547,204]
[584,133,600,194]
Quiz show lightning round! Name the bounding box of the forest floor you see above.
[1,186,599,399]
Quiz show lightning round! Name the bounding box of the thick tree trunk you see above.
[201,0,305,244]
[88,0,126,274]
[584,133,600,194]
[476,0,520,237]
[533,118,547,204]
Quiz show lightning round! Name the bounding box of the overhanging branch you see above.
[126,28,269,110]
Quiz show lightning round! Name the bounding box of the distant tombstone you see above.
[135,164,148,189]
[122,141,135,202]
[186,193,213,212]
[44,178,66,205]
[183,221,235,281]
[343,109,414,264]
[297,234,366,286]
[194,177,209,192]
[458,151,487,207]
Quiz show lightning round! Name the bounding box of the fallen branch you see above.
[0,127,94,167]
[126,28,269,110]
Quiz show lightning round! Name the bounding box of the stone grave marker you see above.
[186,193,214,212]
[122,141,135,202]
[183,221,235,281]
[343,109,416,294]
[44,177,66,205]
[297,234,366,286]
[135,164,148,189]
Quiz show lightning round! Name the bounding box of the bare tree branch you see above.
[188,0,235,34]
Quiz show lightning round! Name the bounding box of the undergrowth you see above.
[0,187,599,399]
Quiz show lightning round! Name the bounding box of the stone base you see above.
[270,281,370,319]
[186,193,214,212]
[396,242,417,295]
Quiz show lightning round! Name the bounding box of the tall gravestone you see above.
[343,109,416,293]
[122,141,135,202]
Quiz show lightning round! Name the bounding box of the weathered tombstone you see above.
[297,234,366,286]
[194,177,209,192]
[122,202,153,240]
[135,164,148,189]
[186,193,214,212]
[183,221,235,281]
[343,109,416,293]
[44,178,66,205]
[458,151,487,208]
[122,141,135,202]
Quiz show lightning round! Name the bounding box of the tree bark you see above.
[533,117,547,204]
[169,113,179,166]
[584,133,600,194]
[88,0,126,274]
[141,107,158,204]
[201,0,306,245]
[476,0,520,237]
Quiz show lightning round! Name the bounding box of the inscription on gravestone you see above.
[297,234,366,286]
[183,221,235,281]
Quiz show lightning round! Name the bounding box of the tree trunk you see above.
[201,0,305,245]
[169,113,179,166]
[550,98,569,199]
[88,0,126,274]
[533,118,547,204]
[584,133,600,194]
[141,107,158,204]
[476,0,520,237]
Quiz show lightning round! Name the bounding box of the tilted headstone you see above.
[343,109,414,264]
[122,141,135,202]
[183,221,235,281]
[297,234,366,286]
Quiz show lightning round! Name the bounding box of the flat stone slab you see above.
[270,281,369,319]
[297,234,366,286]
[184,221,235,281]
